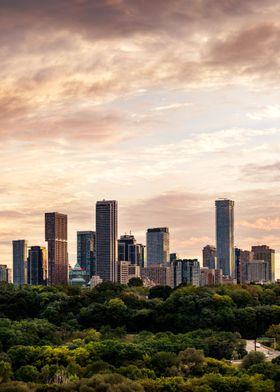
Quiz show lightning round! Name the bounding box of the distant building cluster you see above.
[4,198,276,288]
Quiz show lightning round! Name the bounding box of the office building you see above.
[171,259,200,288]
[235,248,254,284]
[27,246,47,285]
[118,234,135,261]
[246,260,268,283]
[251,245,275,282]
[45,212,68,285]
[13,240,28,285]
[89,275,103,288]
[146,227,170,265]
[118,234,146,267]
[69,263,87,286]
[0,265,12,283]
[77,231,96,281]
[200,267,222,286]
[96,200,118,282]
[141,264,172,286]
[202,245,216,269]
[215,199,234,277]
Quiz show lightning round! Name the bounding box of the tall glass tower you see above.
[45,212,68,285]
[215,199,234,277]
[96,200,118,282]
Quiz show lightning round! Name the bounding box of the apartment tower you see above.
[45,212,68,285]
[96,200,118,282]
[215,199,235,277]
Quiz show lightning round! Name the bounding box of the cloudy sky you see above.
[1,0,280,274]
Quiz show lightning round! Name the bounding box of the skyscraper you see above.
[96,200,118,282]
[27,246,47,285]
[146,227,170,265]
[251,245,275,282]
[118,234,135,261]
[215,199,234,277]
[77,231,96,281]
[202,245,216,269]
[171,259,200,288]
[13,240,28,285]
[118,234,146,267]
[45,212,68,285]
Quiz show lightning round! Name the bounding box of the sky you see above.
[1,0,280,274]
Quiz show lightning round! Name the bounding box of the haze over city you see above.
[1,1,280,276]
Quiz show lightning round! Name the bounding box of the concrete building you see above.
[45,212,68,285]
[235,248,254,284]
[200,267,222,286]
[146,227,170,265]
[246,260,268,283]
[77,231,96,282]
[89,275,103,288]
[215,199,234,277]
[118,234,146,267]
[13,240,28,285]
[171,259,200,288]
[251,245,275,283]
[0,265,12,283]
[202,245,216,269]
[96,200,118,282]
[141,264,172,286]
[27,246,47,285]
[69,263,87,286]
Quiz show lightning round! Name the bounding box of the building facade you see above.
[215,199,234,277]
[146,227,170,265]
[96,200,118,282]
[118,234,146,267]
[77,231,96,282]
[251,245,275,283]
[0,265,12,283]
[202,245,216,269]
[45,212,68,285]
[141,264,172,286]
[27,246,47,285]
[171,259,200,288]
[13,239,28,285]
[246,260,268,283]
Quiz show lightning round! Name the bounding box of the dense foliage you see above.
[1,282,280,390]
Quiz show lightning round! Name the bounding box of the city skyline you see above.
[3,197,279,279]
[1,1,280,276]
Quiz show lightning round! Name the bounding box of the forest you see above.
[1,281,280,391]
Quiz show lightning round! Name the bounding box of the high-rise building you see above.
[146,227,170,265]
[235,248,254,284]
[118,234,136,261]
[246,260,268,283]
[251,245,275,282]
[77,231,96,281]
[215,199,234,277]
[27,246,47,285]
[69,263,87,286]
[96,200,118,282]
[45,212,68,285]
[200,267,223,286]
[171,259,200,288]
[118,234,146,267]
[202,245,216,269]
[141,264,172,286]
[13,240,28,285]
[0,265,12,283]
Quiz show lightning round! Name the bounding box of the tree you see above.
[241,351,266,370]
[15,365,39,383]
[178,348,206,376]
[128,278,143,287]
[149,286,172,300]
[0,361,12,383]
[149,351,179,376]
